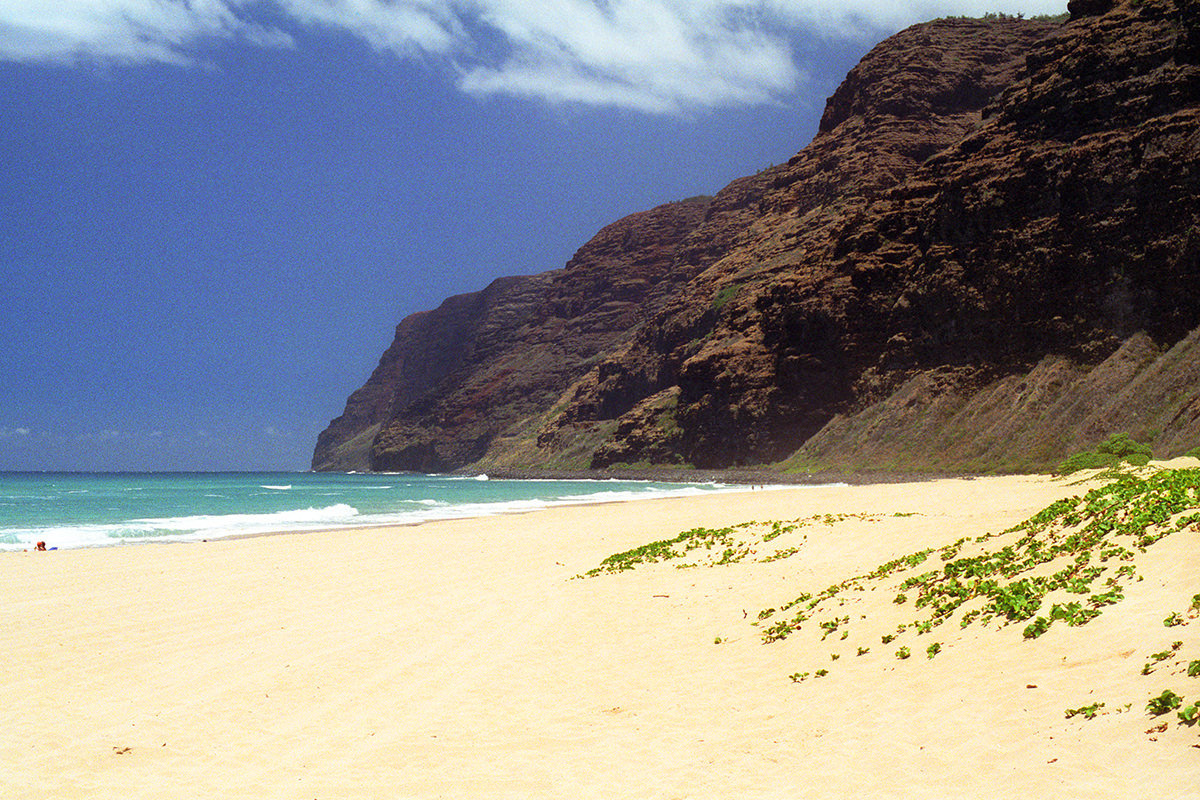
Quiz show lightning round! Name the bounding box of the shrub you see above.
[1056,433,1152,475]
[1096,433,1152,460]
[711,284,740,311]
[1056,451,1117,475]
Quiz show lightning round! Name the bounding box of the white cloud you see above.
[0,426,31,438]
[457,0,805,112]
[0,1,1069,110]
[278,0,461,55]
[0,0,291,65]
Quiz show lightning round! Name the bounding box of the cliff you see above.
[313,197,714,471]
[315,0,1200,475]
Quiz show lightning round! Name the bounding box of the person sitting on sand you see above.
[34,541,46,551]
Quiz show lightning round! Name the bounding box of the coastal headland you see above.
[4,465,1197,798]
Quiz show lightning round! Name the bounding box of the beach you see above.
[3,470,1198,798]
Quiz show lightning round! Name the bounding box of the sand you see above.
[2,470,1198,798]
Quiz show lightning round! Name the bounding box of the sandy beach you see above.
[3,470,1198,798]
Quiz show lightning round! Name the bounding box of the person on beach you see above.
[34,541,46,551]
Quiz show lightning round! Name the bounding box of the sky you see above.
[0,0,1067,472]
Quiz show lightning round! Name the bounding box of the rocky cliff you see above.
[315,0,1200,475]
[312,197,714,471]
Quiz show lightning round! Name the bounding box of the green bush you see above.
[711,284,741,311]
[1095,433,1151,460]
[1056,433,1152,475]
[1056,451,1117,475]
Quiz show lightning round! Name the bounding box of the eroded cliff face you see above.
[312,197,713,471]
[316,0,1200,475]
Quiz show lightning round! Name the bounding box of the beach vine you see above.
[580,467,1200,744]
[578,512,889,577]
[1061,593,1200,738]
[758,469,1200,648]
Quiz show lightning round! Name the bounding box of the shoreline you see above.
[231,477,856,545]
[461,464,963,486]
[2,471,856,553]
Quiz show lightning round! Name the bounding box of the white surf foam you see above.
[0,504,361,550]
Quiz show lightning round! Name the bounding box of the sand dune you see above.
[3,469,1198,798]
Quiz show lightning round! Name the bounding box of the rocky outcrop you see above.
[316,0,1200,475]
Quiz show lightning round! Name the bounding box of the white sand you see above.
[2,472,1198,798]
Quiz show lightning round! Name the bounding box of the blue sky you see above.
[0,0,1065,471]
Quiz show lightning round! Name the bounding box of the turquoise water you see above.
[0,471,763,550]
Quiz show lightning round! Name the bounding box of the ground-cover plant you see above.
[581,522,758,575]
[762,546,800,562]
[582,469,1200,696]
[580,512,891,576]
[1147,689,1184,716]
[757,469,1200,655]
[1065,702,1105,719]
[1025,602,1101,639]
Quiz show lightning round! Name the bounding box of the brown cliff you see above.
[316,0,1200,475]
[312,197,713,471]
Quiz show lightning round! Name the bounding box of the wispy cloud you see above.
[74,428,126,442]
[0,0,291,65]
[0,1,1068,111]
[0,426,31,438]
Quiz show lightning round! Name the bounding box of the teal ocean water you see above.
[0,471,771,551]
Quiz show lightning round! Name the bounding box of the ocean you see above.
[0,471,774,551]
